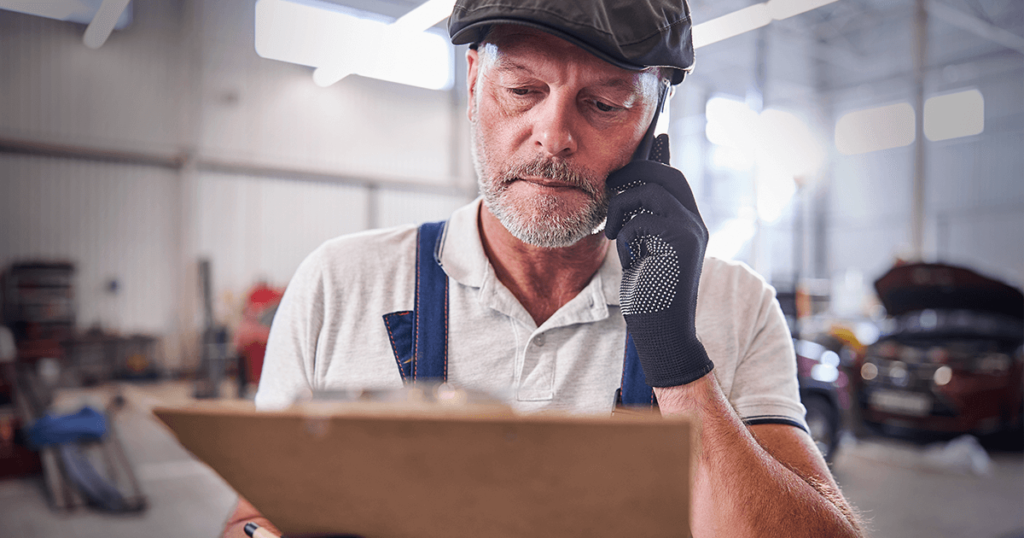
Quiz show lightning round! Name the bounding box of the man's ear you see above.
[466,48,480,121]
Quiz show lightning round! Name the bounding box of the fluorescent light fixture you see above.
[83,0,131,49]
[388,0,457,34]
[766,0,837,21]
[693,0,838,48]
[0,0,131,29]
[924,89,984,141]
[693,4,771,49]
[313,0,456,87]
[255,0,453,90]
[835,102,916,155]
[706,97,823,178]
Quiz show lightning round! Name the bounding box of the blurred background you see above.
[0,0,1021,537]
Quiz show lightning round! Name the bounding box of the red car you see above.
[858,263,1023,439]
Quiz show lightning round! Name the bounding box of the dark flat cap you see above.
[448,0,694,84]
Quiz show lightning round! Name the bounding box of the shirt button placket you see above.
[517,332,553,401]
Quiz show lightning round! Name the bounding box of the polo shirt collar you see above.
[437,198,489,288]
[438,198,623,307]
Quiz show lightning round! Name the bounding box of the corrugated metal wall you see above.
[0,2,186,153]
[0,154,179,335]
[830,68,1024,296]
[0,155,471,369]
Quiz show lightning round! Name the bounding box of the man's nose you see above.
[532,93,578,158]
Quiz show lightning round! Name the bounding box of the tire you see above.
[803,393,840,463]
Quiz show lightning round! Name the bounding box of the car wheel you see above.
[803,394,839,462]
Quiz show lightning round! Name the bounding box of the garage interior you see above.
[0,0,1021,537]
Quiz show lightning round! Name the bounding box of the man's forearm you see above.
[656,376,862,538]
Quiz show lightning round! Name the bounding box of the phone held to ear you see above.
[606,81,715,389]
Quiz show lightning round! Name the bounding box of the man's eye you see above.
[510,88,531,96]
[594,101,618,112]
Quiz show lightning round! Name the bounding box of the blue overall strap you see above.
[413,221,449,381]
[411,220,653,407]
[620,334,657,408]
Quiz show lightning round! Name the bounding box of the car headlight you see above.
[861,362,878,381]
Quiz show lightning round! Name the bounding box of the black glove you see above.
[605,135,714,387]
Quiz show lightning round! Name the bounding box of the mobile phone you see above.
[630,81,671,162]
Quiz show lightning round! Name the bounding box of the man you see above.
[225,0,863,536]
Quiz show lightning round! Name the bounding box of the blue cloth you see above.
[27,406,107,448]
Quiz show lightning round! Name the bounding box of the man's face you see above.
[467,26,663,248]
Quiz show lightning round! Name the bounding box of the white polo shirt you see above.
[256,199,807,429]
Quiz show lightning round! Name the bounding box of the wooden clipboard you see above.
[153,401,692,537]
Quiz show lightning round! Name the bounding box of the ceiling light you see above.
[0,0,131,29]
[766,0,838,21]
[83,0,131,49]
[693,4,771,49]
[924,89,984,141]
[835,102,916,155]
[255,0,453,91]
[312,0,456,88]
[693,0,838,49]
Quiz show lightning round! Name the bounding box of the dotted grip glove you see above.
[605,134,714,387]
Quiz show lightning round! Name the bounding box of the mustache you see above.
[499,157,603,197]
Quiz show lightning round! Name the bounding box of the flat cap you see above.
[448,0,694,85]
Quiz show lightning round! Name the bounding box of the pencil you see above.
[243,522,280,538]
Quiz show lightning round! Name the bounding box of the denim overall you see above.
[383,221,656,408]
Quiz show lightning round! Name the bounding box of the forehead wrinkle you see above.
[489,51,646,97]
[492,56,534,76]
[593,77,645,94]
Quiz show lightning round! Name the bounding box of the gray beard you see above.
[471,123,609,249]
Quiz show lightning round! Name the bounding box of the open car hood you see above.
[874,263,1023,319]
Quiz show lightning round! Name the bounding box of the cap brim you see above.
[452,19,686,84]
[452,19,646,71]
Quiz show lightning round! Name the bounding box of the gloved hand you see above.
[605,134,714,387]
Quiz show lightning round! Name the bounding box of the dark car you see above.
[795,337,852,462]
[858,263,1024,440]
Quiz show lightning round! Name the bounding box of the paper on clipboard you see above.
[153,400,692,537]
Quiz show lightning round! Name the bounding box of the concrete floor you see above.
[832,435,1024,538]
[0,380,1021,538]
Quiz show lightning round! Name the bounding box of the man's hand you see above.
[224,496,283,538]
[605,135,714,387]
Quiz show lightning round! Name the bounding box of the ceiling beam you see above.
[927,0,1024,56]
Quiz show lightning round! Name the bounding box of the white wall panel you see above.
[0,154,178,335]
[826,70,1024,298]
[938,210,1024,288]
[0,4,186,153]
[196,173,369,320]
[375,189,475,230]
